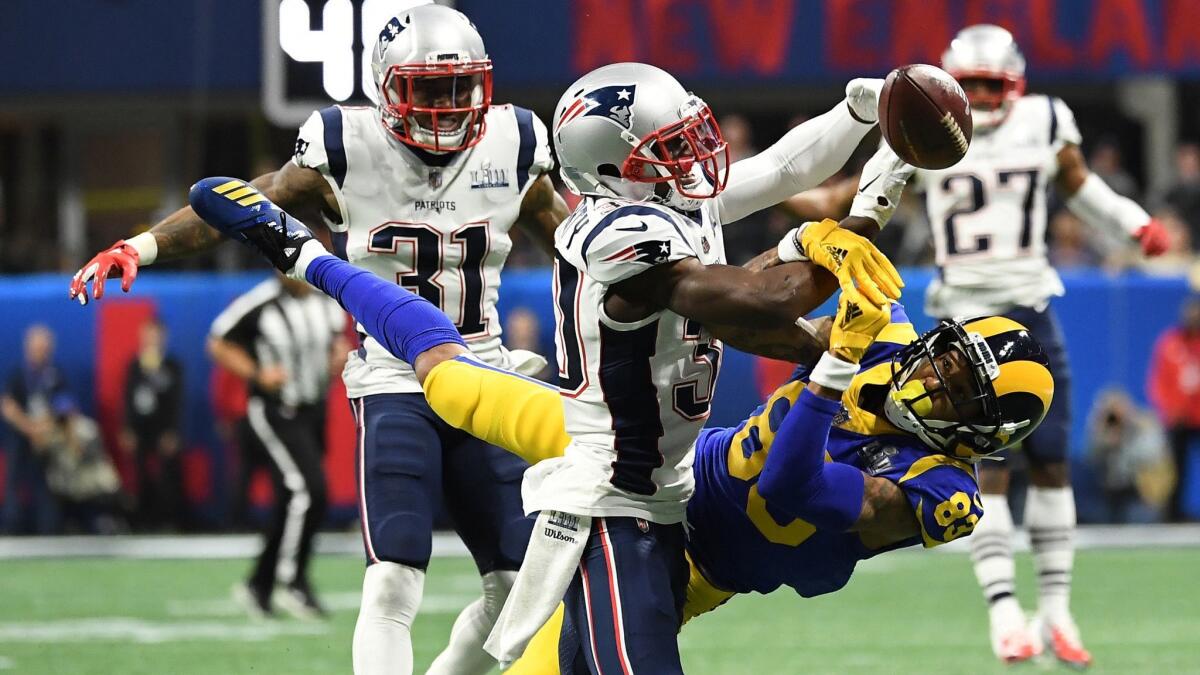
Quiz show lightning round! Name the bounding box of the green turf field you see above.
[0,548,1194,674]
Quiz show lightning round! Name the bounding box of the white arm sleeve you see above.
[1065,172,1150,238]
[716,101,872,225]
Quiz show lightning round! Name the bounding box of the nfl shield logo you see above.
[428,170,442,189]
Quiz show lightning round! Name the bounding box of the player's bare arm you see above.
[1055,141,1169,255]
[512,174,570,259]
[852,476,921,545]
[69,161,340,305]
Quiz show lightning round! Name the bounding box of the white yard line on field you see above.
[0,617,328,643]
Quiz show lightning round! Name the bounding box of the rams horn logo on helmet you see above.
[557,84,638,133]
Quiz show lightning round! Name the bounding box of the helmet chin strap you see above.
[883,378,957,451]
[660,164,708,212]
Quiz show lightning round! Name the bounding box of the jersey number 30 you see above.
[368,222,490,337]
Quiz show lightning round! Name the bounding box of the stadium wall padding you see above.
[0,269,1196,524]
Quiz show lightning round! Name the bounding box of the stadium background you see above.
[1,1,1198,673]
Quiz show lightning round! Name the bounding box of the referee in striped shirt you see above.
[209,272,346,618]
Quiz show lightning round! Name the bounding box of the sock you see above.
[304,254,465,364]
[291,238,327,280]
[426,570,517,675]
[971,492,1022,625]
[1025,485,1076,625]
[352,562,425,675]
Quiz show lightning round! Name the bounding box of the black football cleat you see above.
[188,176,313,274]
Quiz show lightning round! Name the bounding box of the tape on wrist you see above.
[809,352,859,391]
[777,224,809,263]
[126,232,158,266]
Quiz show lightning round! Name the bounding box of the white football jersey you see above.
[521,197,726,524]
[915,95,1081,318]
[293,104,553,396]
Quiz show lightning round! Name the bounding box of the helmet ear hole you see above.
[598,163,621,178]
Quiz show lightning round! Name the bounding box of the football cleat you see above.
[988,601,1042,664]
[992,627,1042,664]
[232,581,274,620]
[188,177,313,274]
[1033,614,1092,669]
[273,583,327,621]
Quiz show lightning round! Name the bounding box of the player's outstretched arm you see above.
[69,161,339,305]
[715,79,882,225]
[1056,143,1168,256]
[513,175,571,259]
[756,290,918,544]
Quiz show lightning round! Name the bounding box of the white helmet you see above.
[941,24,1026,130]
[552,62,729,212]
[370,5,492,152]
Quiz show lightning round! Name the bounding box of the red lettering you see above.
[890,0,952,66]
[825,0,882,70]
[708,0,795,75]
[572,0,639,73]
[1087,0,1153,67]
[644,0,700,73]
[1027,0,1074,68]
[1164,0,1200,67]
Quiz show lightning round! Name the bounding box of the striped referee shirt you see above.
[210,278,345,407]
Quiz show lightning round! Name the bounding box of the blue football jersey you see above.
[685,303,983,598]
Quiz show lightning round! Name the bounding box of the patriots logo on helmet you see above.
[556,84,637,132]
[376,16,406,61]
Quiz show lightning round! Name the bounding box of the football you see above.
[879,64,973,169]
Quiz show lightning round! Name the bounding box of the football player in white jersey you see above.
[885,24,1169,668]
[478,62,904,674]
[68,6,569,675]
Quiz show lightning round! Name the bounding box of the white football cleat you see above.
[988,598,1042,663]
[1031,613,1092,669]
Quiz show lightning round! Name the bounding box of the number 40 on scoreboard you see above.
[262,0,445,127]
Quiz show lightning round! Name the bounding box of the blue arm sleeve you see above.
[757,388,865,531]
[305,255,465,364]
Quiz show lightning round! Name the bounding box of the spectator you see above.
[1147,294,1200,521]
[1085,389,1172,523]
[1,324,67,534]
[42,394,127,534]
[1089,139,1140,201]
[122,317,185,531]
[1160,143,1200,250]
[1048,211,1105,268]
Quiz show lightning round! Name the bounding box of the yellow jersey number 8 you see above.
[934,490,982,542]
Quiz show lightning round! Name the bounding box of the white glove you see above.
[845,78,884,124]
[849,144,916,227]
[508,349,549,377]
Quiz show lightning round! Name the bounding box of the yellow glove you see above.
[799,218,903,306]
[829,288,892,364]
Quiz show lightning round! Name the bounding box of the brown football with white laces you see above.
[879,64,973,170]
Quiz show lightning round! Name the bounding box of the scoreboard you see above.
[261,0,445,126]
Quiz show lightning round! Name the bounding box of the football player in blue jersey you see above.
[188,178,1055,671]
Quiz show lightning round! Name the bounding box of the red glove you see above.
[68,241,140,306]
[1134,218,1170,257]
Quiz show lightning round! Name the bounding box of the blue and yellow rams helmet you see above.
[884,316,1054,460]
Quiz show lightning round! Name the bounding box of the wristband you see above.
[776,223,810,263]
[126,232,158,266]
[809,352,859,391]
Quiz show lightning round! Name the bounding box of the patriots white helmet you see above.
[552,62,730,212]
[370,4,492,152]
[941,24,1026,130]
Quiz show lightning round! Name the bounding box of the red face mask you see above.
[621,104,730,200]
[379,60,493,152]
